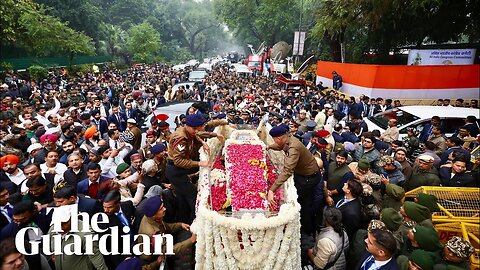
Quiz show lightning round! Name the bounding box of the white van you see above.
[364,106,480,139]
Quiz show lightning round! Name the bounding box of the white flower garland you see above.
[193,125,301,269]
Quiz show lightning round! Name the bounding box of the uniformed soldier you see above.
[140,130,157,159]
[226,110,237,124]
[165,113,225,223]
[267,124,322,235]
[238,111,251,125]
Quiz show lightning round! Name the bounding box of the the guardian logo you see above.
[15,204,174,256]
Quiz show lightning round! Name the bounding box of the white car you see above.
[364,106,480,139]
[186,59,199,66]
[189,70,208,82]
[141,101,195,130]
[197,63,213,71]
[232,64,251,75]
[172,64,187,71]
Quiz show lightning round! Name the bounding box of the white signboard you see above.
[293,31,306,56]
[408,49,476,65]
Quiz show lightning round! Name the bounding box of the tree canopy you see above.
[1,0,478,64]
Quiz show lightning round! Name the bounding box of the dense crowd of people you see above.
[0,62,478,270]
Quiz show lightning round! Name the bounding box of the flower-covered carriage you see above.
[191,124,301,269]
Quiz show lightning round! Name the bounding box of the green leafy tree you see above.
[98,23,129,59]
[36,0,103,41]
[0,0,38,45]
[127,22,161,63]
[107,0,150,30]
[310,0,479,63]
[214,0,300,47]
[18,7,94,62]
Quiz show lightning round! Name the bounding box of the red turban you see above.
[39,134,58,144]
[0,155,19,168]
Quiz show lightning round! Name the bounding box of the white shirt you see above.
[5,169,26,186]
[40,163,68,176]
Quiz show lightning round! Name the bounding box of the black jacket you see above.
[338,198,362,241]
[439,167,477,187]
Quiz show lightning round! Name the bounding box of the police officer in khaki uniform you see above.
[267,124,322,235]
[165,114,225,223]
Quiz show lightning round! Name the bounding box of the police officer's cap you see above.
[227,110,236,116]
[241,111,250,115]
[306,120,317,128]
[269,124,289,137]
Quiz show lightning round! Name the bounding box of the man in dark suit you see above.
[63,152,88,187]
[439,157,477,187]
[336,179,363,241]
[356,229,400,270]
[91,109,108,137]
[107,105,127,132]
[440,136,471,168]
[0,184,13,231]
[99,190,136,269]
[0,200,51,241]
[77,163,110,200]
[53,182,102,213]
[419,116,441,143]
[123,101,138,123]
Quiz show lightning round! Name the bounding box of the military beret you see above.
[185,114,206,127]
[381,208,403,231]
[150,144,165,155]
[358,157,371,170]
[416,193,440,212]
[116,163,130,174]
[269,124,289,137]
[385,183,405,200]
[408,249,436,270]
[404,201,431,223]
[413,225,443,252]
[144,195,163,217]
[158,121,170,130]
